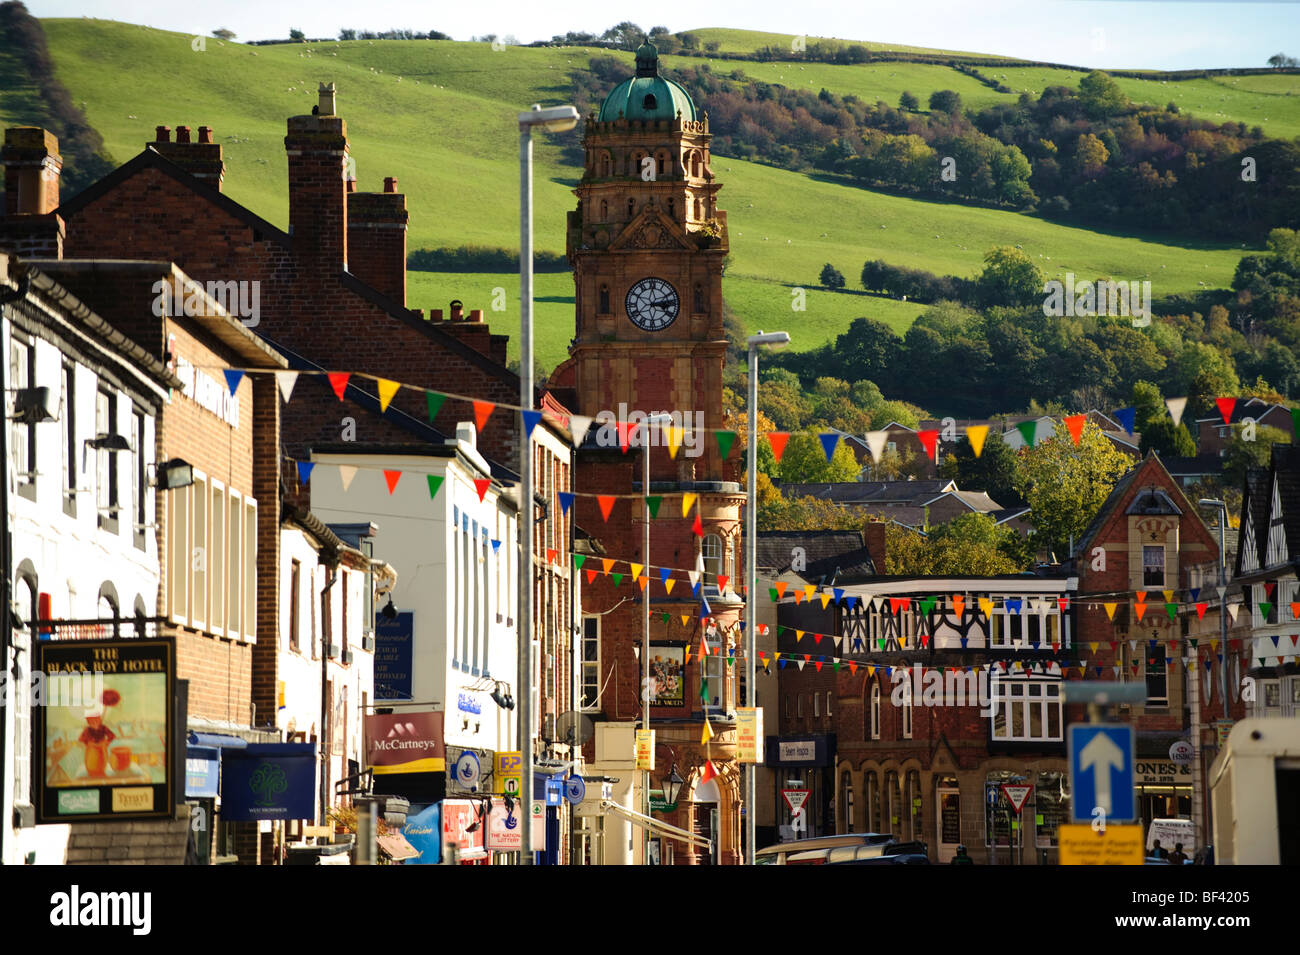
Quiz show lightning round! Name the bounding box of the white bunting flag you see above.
[866,430,889,462]
[570,415,594,448]
[339,465,358,492]
[276,370,299,403]
[1166,396,1187,428]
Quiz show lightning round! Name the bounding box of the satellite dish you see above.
[554,711,595,747]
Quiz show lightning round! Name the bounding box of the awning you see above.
[188,732,248,749]
[600,800,712,852]
[377,832,420,862]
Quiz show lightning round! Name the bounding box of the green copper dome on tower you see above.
[596,40,697,123]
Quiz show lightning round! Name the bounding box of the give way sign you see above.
[1001,784,1033,815]
[783,789,811,816]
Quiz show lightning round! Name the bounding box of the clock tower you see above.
[550,43,746,865]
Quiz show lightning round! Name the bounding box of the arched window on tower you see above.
[657,151,668,176]
[693,197,703,221]
[627,197,636,218]
[598,284,611,314]
[643,94,657,111]
[599,199,608,220]
[667,197,675,218]
[694,283,706,313]
[702,534,722,586]
[599,152,612,177]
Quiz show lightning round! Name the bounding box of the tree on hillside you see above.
[928,90,962,114]
[820,263,846,290]
[290,28,305,40]
[899,91,919,111]
[883,513,1030,576]
[976,246,1043,308]
[1078,70,1129,117]
[774,433,861,483]
[756,473,862,531]
[939,430,1023,507]
[602,21,645,50]
[1014,421,1133,558]
[1267,53,1298,69]
[833,318,902,387]
[213,28,236,41]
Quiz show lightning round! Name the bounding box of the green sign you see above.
[649,790,677,813]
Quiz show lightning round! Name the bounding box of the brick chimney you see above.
[430,301,508,365]
[152,123,225,190]
[863,521,887,572]
[0,127,65,257]
[284,83,348,270]
[347,175,408,304]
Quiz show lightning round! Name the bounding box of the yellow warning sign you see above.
[1058,824,1144,865]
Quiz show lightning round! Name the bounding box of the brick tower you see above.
[551,42,745,864]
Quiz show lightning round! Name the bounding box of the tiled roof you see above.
[756,530,874,578]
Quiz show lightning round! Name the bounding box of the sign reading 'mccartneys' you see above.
[364,711,446,775]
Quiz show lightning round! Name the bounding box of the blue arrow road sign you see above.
[1068,724,1136,823]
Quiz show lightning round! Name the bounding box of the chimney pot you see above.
[384,176,398,193]
[469,309,484,322]
[155,125,171,142]
[175,126,191,144]
[198,125,213,144]
[450,300,464,321]
[431,309,444,320]
[346,178,357,193]
[318,82,337,116]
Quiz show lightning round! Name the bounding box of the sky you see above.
[25,0,1300,71]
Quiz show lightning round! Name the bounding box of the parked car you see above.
[756,833,895,866]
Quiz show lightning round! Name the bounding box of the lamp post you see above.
[745,330,789,865]
[1198,499,1231,720]
[518,102,578,865]
[641,411,673,862]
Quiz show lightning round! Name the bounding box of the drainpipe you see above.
[320,563,338,825]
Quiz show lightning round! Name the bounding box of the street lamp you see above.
[745,329,789,865]
[1198,499,1231,720]
[662,764,685,808]
[518,101,579,865]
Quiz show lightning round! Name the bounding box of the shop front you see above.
[766,734,835,840]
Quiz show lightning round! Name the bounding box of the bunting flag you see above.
[716,431,737,460]
[775,581,788,599]
[573,554,587,571]
[296,461,315,484]
[546,549,559,565]
[1216,397,1236,426]
[1162,589,1174,603]
[919,595,937,615]
[637,576,648,591]
[767,432,791,462]
[659,567,672,589]
[223,369,244,395]
[717,574,730,593]
[890,597,907,614]
[952,595,966,617]
[521,409,542,438]
[1260,601,1274,620]
[1015,420,1037,448]
[865,430,888,462]
[682,492,698,516]
[701,714,714,745]
[492,539,501,554]
[630,563,644,580]
[597,495,616,521]
[570,415,593,447]
[1166,396,1187,428]
[1165,602,1179,622]
[558,491,575,516]
[276,370,299,403]
[426,474,444,499]
[646,496,662,519]
[339,465,358,492]
[473,400,495,431]
[384,470,402,495]
[794,590,804,605]
[1264,581,1276,599]
[376,377,400,412]
[611,572,624,587]
[616,421,634,453]
[1063,413,1086,445]
[473,478,490,501]
[1134,602,1147,621]
[328,372,351,401]
[699,760,719,784]
[1058,597,1070,613]
[426,390,446,424]
[664,425,683,459]
[966,425,988,458]
[1104,602,1117,620]
[1196,602,1208,619]
[917,429,939,461]
[586,569,598,584]
[692,513,704,537]
[1113,407,1136,435]
[818,432,840,461]
[1227,602,1240,623]
[978,598,993,618]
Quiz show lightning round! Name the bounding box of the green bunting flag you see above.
[1260,601,1273,620]
[426,391,446,424]
[919,595,937,615]
[426,474,444,499]
[646,496,663,519]
[700,678,709,702]
[662,613,670,623]
[573,554,586,570]
[1165,602,1179,622]
[715,430,737,460]
[611,573,624,587]
[769,587,779,601]
[1015,419,1037,448]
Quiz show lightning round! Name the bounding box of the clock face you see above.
[625,278,680,331]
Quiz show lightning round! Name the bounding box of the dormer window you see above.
[643,93,658,111]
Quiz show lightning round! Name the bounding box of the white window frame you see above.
[990,677,1063,742]
[579,616,601,710]
[227,487,242,641]
[210,478,226,636]
[901,679,913,739]
[871,684,881,739]
[168,481,191,623]
[244,497,257,641]
[191,471,208,631]
[826,691,833,717]
[702,534,723,585]
[813,692,820,718]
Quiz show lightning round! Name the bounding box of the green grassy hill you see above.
[0,19,1280,369]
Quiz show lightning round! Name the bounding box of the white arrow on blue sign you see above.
[1068,723,1136,823]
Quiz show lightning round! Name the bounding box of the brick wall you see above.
[64,810,191,865]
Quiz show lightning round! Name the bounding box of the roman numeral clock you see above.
[559,39,731,446]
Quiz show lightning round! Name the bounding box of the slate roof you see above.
[777,480,950,505]
[756,530,876,579]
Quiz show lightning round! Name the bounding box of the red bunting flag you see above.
[586,569,598,584]
[1216,397,1236,426]
[767,432,790,462]
[328,372,350,401]
[1063,414,1085,445]
[917,429,938,461]
[473,400,495,431]
[1291,602,1300,620]
[717,575,730,593]
[384,470,402,494]
[1058,597,1070,613]
[546,548,558,565]
[692,513,704,537]
[617,421,634,453]
[1264,581,1276,599]
[597,495,616,521]
[889,597,907,614]
[1197,602,1209,619]
[699,760,718,784]
[473,478,491,501]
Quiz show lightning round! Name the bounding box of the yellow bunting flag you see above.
[804,584,817,600]
[1162,589,1174,603]
[966,424,989,458]
[702,714,714,745]
[665,426,683,460]
[665,580,676,594]
[978,598,993,618]
[630,563,644,579]
[682,492,698,516]
[1104,602,1118,621]
[795,630,804,642]
[1089,643,1099,655]
[820,593,832,609]
[376,378,401,412]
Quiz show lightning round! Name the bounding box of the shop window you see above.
[985,771,1024,851]
[1035,771,1069,848]
[866,772,880,833]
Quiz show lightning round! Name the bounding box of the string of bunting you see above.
[209,365,1289,465]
